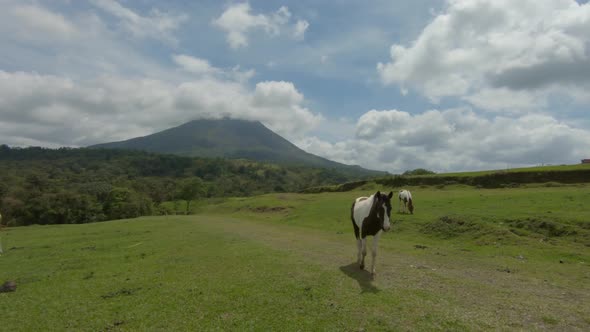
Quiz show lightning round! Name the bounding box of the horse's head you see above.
[408,198,414,214]
[374,191,393,232]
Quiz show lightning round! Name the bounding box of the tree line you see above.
[0,145,368,226]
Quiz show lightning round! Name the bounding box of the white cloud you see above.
[0,71,322,147]
[301,108,590,173]
[90,0,188,44]
[230,65,256,83]
[172,54,256,83]
[2,3,77,43]
[295,136,361,166]
[462,88,547,113]
[172,54,218,75]
[377,0,590,110]
[212,2,309,49]
[0,2,184,80]
[357,109,455,151]
[293,19,309,40]
[251,81,322,136]
[253,81,304,107]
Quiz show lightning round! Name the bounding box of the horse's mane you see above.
[368,193,382,217]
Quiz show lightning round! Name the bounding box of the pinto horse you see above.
[398,189,414,214]
[351,191,393,277]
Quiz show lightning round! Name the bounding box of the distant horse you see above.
[398,190,414,214]
[351,191,393,278]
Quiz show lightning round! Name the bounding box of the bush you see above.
[104,187,152,220]
[403,168,436,176]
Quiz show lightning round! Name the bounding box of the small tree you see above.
[1,196,25,226]
[177,177,206,214]
[104,187,152,220]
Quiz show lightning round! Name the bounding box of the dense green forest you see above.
[0,145,374,226]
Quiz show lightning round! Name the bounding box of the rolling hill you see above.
[90,118,384,176]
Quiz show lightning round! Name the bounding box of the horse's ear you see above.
[388,191,393,199]
[375,191,381,199]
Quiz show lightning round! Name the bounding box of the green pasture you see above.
[423,163,590,177]
[1,184,589,331]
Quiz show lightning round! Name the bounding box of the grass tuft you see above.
[420,215,488,238]
[506,217,578,237]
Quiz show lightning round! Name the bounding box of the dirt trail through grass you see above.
[197,215,590,330]
[1,214,588,331]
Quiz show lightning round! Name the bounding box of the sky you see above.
[1,0,590,173]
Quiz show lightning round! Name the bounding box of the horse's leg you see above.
[370,232,381,278]
[356,238,362,266]
[360,238,367,270]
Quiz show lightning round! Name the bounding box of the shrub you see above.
[403,168,436,176]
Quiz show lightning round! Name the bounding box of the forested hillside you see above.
[89,118,384,177]
[0,145,372,226]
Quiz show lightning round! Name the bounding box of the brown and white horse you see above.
[398,189,414,214]
[351,191,393,278]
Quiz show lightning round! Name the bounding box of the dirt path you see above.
[195,215,590,331]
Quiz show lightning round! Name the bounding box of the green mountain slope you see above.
[0,145,381,226]
[90,118,384,175]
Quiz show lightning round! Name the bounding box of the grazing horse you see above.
[398,189,414,214]
[351,191,393,277]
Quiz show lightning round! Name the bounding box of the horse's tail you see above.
[351,201,360,239]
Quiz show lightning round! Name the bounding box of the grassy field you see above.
[1,184,589,331]
[418,163,590,177]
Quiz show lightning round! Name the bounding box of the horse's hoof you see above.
[360,264,364,270]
